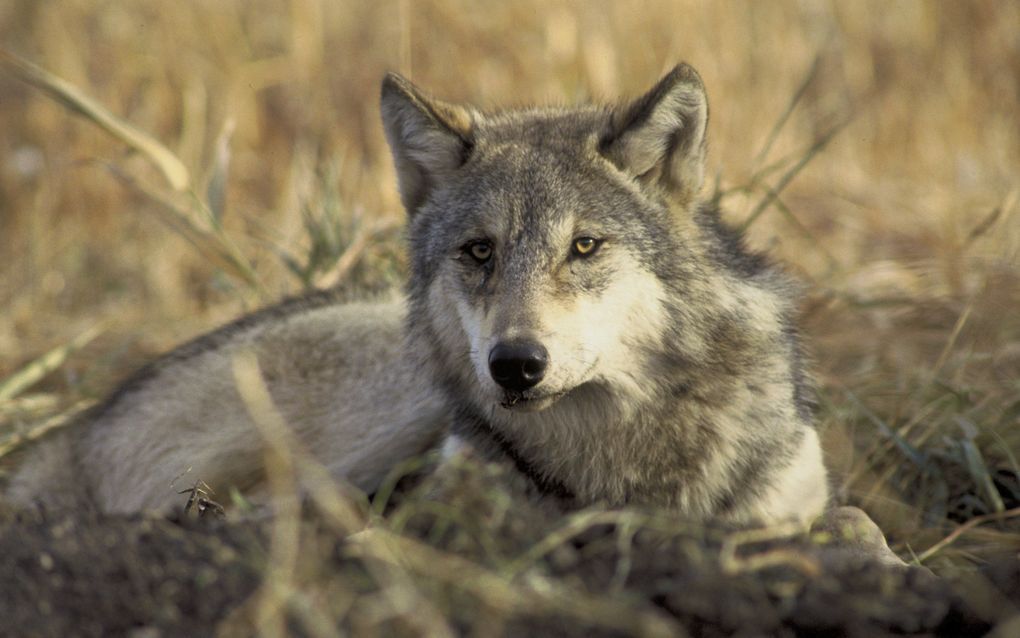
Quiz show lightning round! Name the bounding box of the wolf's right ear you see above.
[600,64,708,206]
[380,73,474,214]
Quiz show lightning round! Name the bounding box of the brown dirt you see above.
[2,461,1017,638]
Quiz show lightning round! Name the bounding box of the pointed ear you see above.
[380,73,474,214]
[600,63,708,205]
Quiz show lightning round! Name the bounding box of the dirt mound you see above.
[2,461,1016,637]
[0,506,264,637]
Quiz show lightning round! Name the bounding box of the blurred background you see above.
[1,1,1018,561]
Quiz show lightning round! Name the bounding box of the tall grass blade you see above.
[0,48,190,191]
[206,118,236,226]
[740,116,851,231]
[106,166,263,295]
[752,55,821,167]
[844,389,926,467]
[958,418,1007,514]
[0,399,96,460]
[0,325,103,403]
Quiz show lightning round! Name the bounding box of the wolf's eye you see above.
[571,237,601,258]
[465,241,493,263]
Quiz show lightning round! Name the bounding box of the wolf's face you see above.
[382,66,709,413]
[417,130,676,412]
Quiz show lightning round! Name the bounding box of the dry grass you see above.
[1,0,1019,633]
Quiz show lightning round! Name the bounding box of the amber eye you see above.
[466,241,493,263]
[571,237,600,257]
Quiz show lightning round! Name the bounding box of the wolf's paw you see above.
[811,506,936,580]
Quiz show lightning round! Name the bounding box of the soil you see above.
[0,506,265,637]
[1,462,1017,638]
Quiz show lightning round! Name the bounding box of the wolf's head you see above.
[382,65,710,414]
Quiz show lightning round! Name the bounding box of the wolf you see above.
[6,63,828,526]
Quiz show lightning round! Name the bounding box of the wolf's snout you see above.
[488,341,548,392]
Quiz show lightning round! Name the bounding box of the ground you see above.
[1,460,1017,637]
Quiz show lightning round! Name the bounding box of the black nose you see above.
[488,341,549,392]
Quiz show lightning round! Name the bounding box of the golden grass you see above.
[1,1,1019,629]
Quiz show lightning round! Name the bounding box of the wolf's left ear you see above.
[600,63,708,205]
[381,73,475,215]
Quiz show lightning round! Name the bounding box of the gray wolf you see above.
[6,63,829,526]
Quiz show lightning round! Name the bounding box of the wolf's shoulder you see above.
[694,204,768,276]
[96,285,401,415]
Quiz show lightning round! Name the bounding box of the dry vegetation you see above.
[1,1,1019,635]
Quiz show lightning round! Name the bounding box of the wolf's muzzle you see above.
[488,341,548,392]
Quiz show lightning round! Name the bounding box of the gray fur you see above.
[7,64,828,527]
[387,63,828,524]
[7,290,448,514]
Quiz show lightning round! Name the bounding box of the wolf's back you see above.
[5,295,448,515]
[6,430,88,513]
